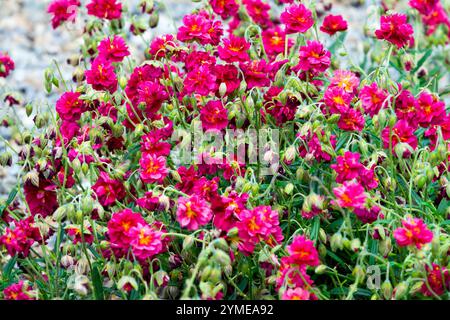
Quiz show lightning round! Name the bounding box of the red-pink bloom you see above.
[280,4,314,34]
[320,14,348,35]
[324,86,352,114]
[298,131,337,162]
[184,65,218,96]
[422,3,450,35]
[420,263,450,297]
[394,89,419,127]
[85,57,118,93]
[264,86,298,125]
[282,287,316,300]
[67,225,94,244]
[331,152,364,183]
[213,64,240,95]
[262,27,291,57]
[243,0,272,29]
[375,13,414,48]
[87,0,122,20]
[212,191,248,231]
[240,60,271,89]
[176,195,213,230]
[177,13,221,45]
[47,0,80,29]
[416,91,446,127]
[218,35,250,63]
[184,50,216,72]
[333,180,367,209]
[359,83,388,116]
[329,70,360,94]
[107,209,145,250]
[0,217,41,257]
[56,91,85,122]
[139,153,168,184]
[140,131,171,158]
[200,100,228,131]
[149,34,176,59]
[409,0,439,15]
[129,223,164,261]
[353,205,382,224]
[136,80,169,116]
[0,53,14,78]
[210,0,239,20]
[98,35,130,62]
[338,108,365,132]
[236,206,283,255]
[3,281,34,300]
[285,235,319,267]
[295,41,331,73]
[136,191,161,211]
[276,262,314,290]
[393,217,433,249]
[24,176,58,217]
[92,171,126,206]
[381,120,418,155]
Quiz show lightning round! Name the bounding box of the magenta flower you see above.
[92,171,126,206]
[176,195,213,230]
[393,217,433,249]
[280,4,314,34]
[218,35,250,63]
[200,100,228,131]
[320,14,348,35]
[98,35,130,62]
[85,57,118,93]
[56,91,85,122]
[375,13,414,48]
[87,0,122,20]
[139,153,168,184]
[333,180,367,209]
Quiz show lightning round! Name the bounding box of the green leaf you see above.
[91,264,105,300]
[0,186,18,213]
[412,49,432,73]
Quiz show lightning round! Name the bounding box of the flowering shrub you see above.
[0,0,450,300]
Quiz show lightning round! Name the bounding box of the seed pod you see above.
[213,250,231,267]
[315,265,327,275]
[381,280,393,300]
[394,282,408,300]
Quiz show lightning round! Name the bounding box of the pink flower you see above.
[97,35,130,62]
[298,131,337,162]
[243,0,272,29]
[329,70,360,94]
[236,206,283,255]
[200,100,228,131]
[177,13,222,45]
[420,263,450,297]
[85,57,118,93]
[212,191,248,231]
[0,217,41,257]
[409,0,439,15]
[107,209,145,250]
[337,108,365,132]
[139,153,168,184]
[285,235,320,267]
[394,89,419,127]
[149,34,176,59]
[324,86,352,114]
[353,205,381,224]
[393,217,433,249]
[140,131,171,158]
[218,35,250,63]
[24,176,58,217]
[176,195,213,230]
[0,53,14,78]
[276,263,314,290]
[213,64,240,95]
[56,91,85,122]
[3,281,34,300]
[331,152,364,183]
[184,65,218,96]
[375,13,414,48]
[87,0,122,20]
[129,223,164,261]
[282,287,316,300]
[262,27,291,57]
[47,0,80,29]
[294,41,331,73]
[320,14,348,35]
[240,60,271,89]
[264,86,298,125]
[280,4,314,34]
[359,83,388,116]
[416,91,446,127]
[333,180,367,209]
[136,80,169,116]
[210,0,239,20]
[381,120,418,155]
[92,171,126,206]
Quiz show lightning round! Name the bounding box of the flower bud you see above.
[315,265,327,275]
[394,282,408,300]
[330,233,344,252]
[381,280,393,300]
